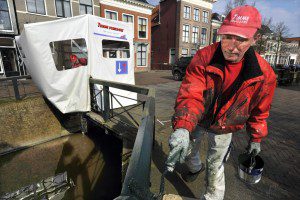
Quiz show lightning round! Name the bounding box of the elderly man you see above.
[166,5,276,200]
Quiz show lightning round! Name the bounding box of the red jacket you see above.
[172,42,276,142]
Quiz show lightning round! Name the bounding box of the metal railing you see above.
[0,75,40,100]
[90,79,150,127]
[89,78,156,199]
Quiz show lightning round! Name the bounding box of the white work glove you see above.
[166,128,190,172]
[247,142,261,156]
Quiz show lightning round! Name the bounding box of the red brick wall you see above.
[151,0,177,70]
[99,4,152,72]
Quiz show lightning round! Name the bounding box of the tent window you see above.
[49,38,88,71]
[102,40,130,59]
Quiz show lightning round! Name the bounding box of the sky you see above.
[147,0,300,37]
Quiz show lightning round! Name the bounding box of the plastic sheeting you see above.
[17,15,136,113]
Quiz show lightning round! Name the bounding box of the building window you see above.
[201,28,207,46]
[191,49,197,56]
[193,8,199,21]
[212,29,218,43]
[137,44,147,66]
[79,0,93,15]
[122,14,133,23]
[202,10,209,23]
[0,0,12,30]
[182,48,188,57]
[138,17,147,39]
[105,10,117,20]
[169,48,175,64]
[182,24,189,43]
[26,0,46,15]
[192,26,199,44]
[183,6,190,19]
[56,0,71,17]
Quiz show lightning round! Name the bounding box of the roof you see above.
[284,37,300,42]
[151,5,160,27]
[211,13,222,21]
[123,0,155,8]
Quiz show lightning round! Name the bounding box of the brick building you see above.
[151,0,217,70]
[99,0,154,72]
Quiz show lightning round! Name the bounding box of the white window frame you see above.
[201,28,207,46]
[192,26,199,44]
[193,8,200,21]
[182,48,189,57]
[105,9,118,20]
[138,16,148,39]
[202,10,209,23]
[136,43,148,67]
[122,13,134,24]
[25,0,47,15]
[182,24,190,43]
[183,6,191,19]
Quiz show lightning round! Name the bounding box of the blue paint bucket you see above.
[238,153,264,184]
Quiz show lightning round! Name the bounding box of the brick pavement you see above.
[134,70,300,199]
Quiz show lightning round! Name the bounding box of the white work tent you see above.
[17,14,136,113]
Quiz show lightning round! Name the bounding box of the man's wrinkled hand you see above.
[247,142,261,156]
[166,128,190,172]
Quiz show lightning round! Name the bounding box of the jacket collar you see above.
[208,42,263,81]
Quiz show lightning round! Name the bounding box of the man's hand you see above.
[166,128,190,172]
[247,142,261,156]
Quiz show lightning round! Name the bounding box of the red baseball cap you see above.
[218,5,261,38]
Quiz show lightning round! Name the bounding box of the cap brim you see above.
[218,25,257,38]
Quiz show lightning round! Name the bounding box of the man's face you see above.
[221,34,256,63]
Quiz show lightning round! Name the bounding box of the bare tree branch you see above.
[272,21,290,66]
[224,0,248,15]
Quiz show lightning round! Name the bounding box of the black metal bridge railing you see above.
[89,78,156,199]
[0,75,40,101]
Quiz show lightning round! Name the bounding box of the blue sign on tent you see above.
[116,61,128,75]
